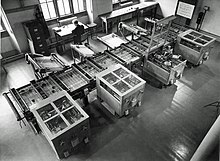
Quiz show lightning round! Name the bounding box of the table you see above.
[53,22,88,53]
[99,2,158,34]
[97,33,128,50]
[70,44,95,63]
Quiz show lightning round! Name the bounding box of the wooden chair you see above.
[80,32,89,44]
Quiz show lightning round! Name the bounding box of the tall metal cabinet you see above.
[24,20,50,56]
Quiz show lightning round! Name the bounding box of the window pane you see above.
[72,0,79,13]
[58,0,71,16]
[78,0,84,12]
[48,2,56,18]
[39,0,46,3]
[40,3,50,20]
[57,0,65,16]
[63,0,71,14]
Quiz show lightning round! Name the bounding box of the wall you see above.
[7,9,36,53]
[153,0,178,17]
[86,0,112,23]
[1,37,15,56]
[1,0,38,58]
[153,0,220,37]
[191,0,220,36]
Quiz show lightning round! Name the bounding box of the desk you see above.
[70,44,95,63]
[99,2,158,34]
[53,22,88,53]
[97,33,128,49]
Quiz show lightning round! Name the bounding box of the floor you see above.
[0,33,220,161]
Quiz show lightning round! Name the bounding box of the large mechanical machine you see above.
[96,64,146,116]
[89,50,124,70]
[25,53,68,79]
[32,91,90,159]
[3,76,63,133]
[143,46,186,85]
[49,66,92,101]
[3,79,90,159]
[76,59,103,79]
[175,29,216,65]
[108,43,142,71]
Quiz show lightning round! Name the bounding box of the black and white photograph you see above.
[0,0,219,160]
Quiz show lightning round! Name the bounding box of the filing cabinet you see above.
[24,20,50,56]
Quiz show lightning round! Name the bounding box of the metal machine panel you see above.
[175,29,216,65]
[76,59,102,78]
[12,84,43,111]
[90,51,124,70]
[109,44,141,63]
[30,76,63,99]
[135,36,164,53]
[32,91,90,159]
[5,76,65,134]
[108,44,142,70]
[96,64,146,116]
[125,40,149,56]
[50,66,91,93]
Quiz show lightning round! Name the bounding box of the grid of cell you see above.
[56,69,88,91]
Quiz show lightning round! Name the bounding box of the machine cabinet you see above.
[143,47,186,85]
[32,91,90,159]
[96,64,146,116]
[175,29,216,65]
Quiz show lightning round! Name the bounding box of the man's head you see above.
[73,20,79,26]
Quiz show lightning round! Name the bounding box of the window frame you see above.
[38,0,86,21]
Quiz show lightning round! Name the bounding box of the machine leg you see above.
[83,96,89,106]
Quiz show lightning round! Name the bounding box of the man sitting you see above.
[72,20,85,44]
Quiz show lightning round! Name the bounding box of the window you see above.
[72,0,86,13]
[39,0,86,20]
[39,0,57,20]
[57,0,71,16]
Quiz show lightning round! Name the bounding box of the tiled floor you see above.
[0,36,219,161]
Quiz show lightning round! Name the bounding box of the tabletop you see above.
[100,2,158,20]
[97,33,128,49]
[53,22,88,37]
[70,44,95,57]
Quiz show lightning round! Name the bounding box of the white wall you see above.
[2,0,37,55]
[154,0,178,17]
[86,0,112,23]
[1,37,15,53]
[154,0,220,37]
[197,0,220,36]
[7,9,36,52]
